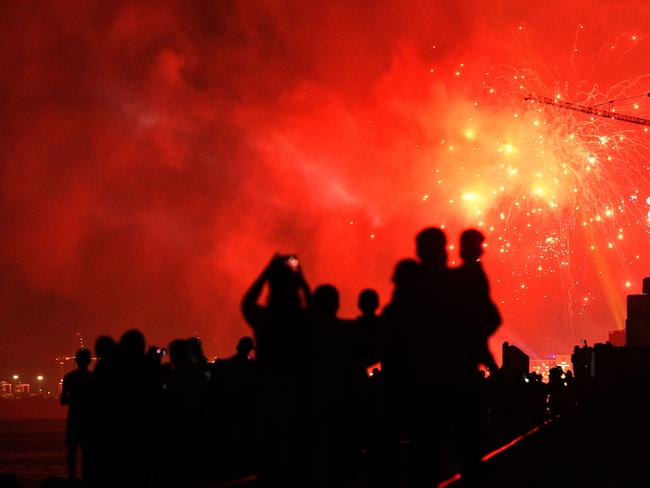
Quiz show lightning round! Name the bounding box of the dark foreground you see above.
[3,415,650,488]
[0,419,67,488]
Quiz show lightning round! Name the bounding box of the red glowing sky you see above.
[2,1,650,380]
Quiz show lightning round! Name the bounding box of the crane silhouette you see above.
[525,94,650,127]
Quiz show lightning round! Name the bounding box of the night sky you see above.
[2,1,650,385]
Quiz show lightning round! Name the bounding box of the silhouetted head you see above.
[95,335,117,361]
[312,284,340,319]
[186,337,206,365]
[460,229,485,262]
[392,259,420,288]
[169,339,190,367]
[416,227,447,269]
[267,256,303,311]
[119,329,146,360]
[236,336,255,357]
[75,348,92,369]
[358,289,379,317]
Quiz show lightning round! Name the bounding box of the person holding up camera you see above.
[242,254,311,488]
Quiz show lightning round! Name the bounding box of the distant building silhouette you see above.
[626,277,650,346]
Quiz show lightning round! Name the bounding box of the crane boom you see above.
[525,95,650,126]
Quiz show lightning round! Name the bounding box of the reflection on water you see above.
[0,419,66,488]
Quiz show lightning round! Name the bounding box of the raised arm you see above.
[241,256,275,325]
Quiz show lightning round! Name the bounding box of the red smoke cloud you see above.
[1,1,649,379]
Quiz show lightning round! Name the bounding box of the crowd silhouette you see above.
[59,227,565,487]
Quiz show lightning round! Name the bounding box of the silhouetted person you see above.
[411,228,454,486]
[355,288,382,365]
[211,337,258,477]
[213,337,257,401]
[454,229,501,373]
[358,288,380,318]
[354,287,383,479]
[242,255,311,488]
[61,348,93,481]
[242,255,310,373]
[89,335,118,487]
[310,284,343,486]
[548,366,567,417]
[411,227,455,385]
[376,258,421,487]
[416,227,448,270]
[93,336,117,377]
[236,336,255,359]
[449,229,502,484]
[161,338,209,487]
[310,284,362,487]
[187,337,210,375]
[382,259,421,388]
[356,288,381,354]
[113,329,158,487]
[213,337,256,378]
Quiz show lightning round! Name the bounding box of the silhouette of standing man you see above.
[382,228,453,487]
[454,229,500,372]
[410,228,453,487]
[61,348,93,482]
[450,229,502,485]
[242,255,311,488]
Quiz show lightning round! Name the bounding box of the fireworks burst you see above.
[422,25,650,347]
